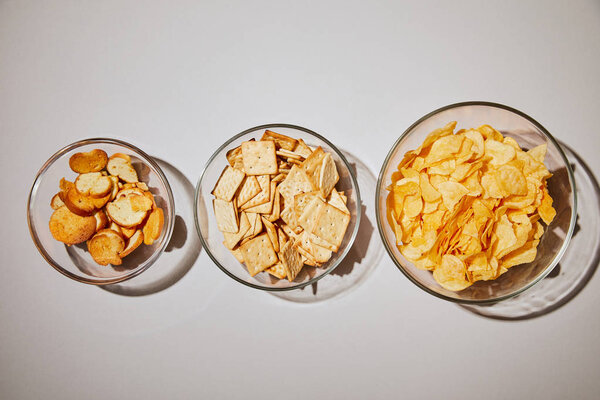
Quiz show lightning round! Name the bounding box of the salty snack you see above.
[48,149,164,266]
[211,130,351,281]
[386,122,556,291]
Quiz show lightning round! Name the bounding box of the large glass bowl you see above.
[195,124,361,291]
[376,102,577,304]
[27,138,175,285]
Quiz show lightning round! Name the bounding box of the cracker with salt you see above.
[308,232,337,252]
[277,227,288,251]
[242,140,278,175]
[223,211,251,249]
[264,188,281,222]
[226,145,245,170]
[311,203,351,250]
[280,204,298,230]
[279,241,304,281]
[240,233,278,276]
[236,176,261,207]
[278,165,313,202]
[318,153,339,198]
[310,241,332,264]
[294,191,324,219]
[261,130,297,151]
[212,166,245,201]
[241,175,270,209]
[230,246,245,263]
[213,199,239,233]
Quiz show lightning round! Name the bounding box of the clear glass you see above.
[195,124,361,291]
[27,138,175,285]
[376,102,577,304]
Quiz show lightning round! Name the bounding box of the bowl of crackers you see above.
[376,101,577,303]
[27,138,175,284]
[195,124,361,291]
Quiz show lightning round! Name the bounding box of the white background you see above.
[2,1,600,399]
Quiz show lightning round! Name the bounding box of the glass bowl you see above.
[27,138,175,285]
[195,123,361,291]
[376,101,577,304]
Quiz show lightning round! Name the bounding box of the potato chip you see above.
[386,122,554,291]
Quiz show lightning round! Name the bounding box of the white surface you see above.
[2,1,600,399]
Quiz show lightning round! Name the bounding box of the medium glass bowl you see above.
[376,102,577,304]
[27,138,175,285]
[195,124,361,291]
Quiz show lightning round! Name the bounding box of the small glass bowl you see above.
[27,138,175,285]
[195,124,361,291]
[376,102,577,304]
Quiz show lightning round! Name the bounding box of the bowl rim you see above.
[194,123,362,291]
[375,101,578,304]
[27,137,176,285]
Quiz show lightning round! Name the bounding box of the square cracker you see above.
[294,191,324,219]
[223,211,251,249]
[261,130,297,151]
[298,197,325,232]
[280,204,298,230]
[242,140,278,175]
[230,246,245,263]
[212,166,245,202]
[318,153,339,198]
[278,165,313,202]
[242,212,262,240]
[264,188,281,222]
[294,139,312,159]
[261,216,279,253]
[240,233,278,276]
[226,145,244,170]
[244,181,276,214]
[308,232,336,252]
[311,203,351,250]
[301,146,326,190]
[279,241,304,281]
[213,199,239,233]
[236,176,261,207]
[241,175,270,209]
[327,188,349,214]
[266,262,287,279]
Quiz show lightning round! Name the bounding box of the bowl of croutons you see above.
[27,138,175,285]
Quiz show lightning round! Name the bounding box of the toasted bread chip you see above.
[142,207,164,245]
[51,193,65,210]
[108,176,120,200]
[279,241,303,281]
[69,149,108,173]
[240,233,278,276]
[106,196,148,228]
[49,206,97,245]
[87,229,125,266]
[93,209,109,232]
[64,187,97,216]
[119,229,143,257]
[130,193,153,213]
[110,153,131,163]
[107,156,138,183]
[75,172,113,198]
[108,221,123,237]
[261,130,298,151]
[212,166,246,202]
[242,140,278,175]
[120,225,137,239]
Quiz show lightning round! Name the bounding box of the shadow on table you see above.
[101,157,201,296]
[461,142,600,320]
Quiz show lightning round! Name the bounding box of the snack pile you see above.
[386,122,556,291]
[211,130,351,281]
[49,149,164,266]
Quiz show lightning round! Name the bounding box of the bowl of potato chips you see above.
[195,124,361,291]
[376,102,577,303]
